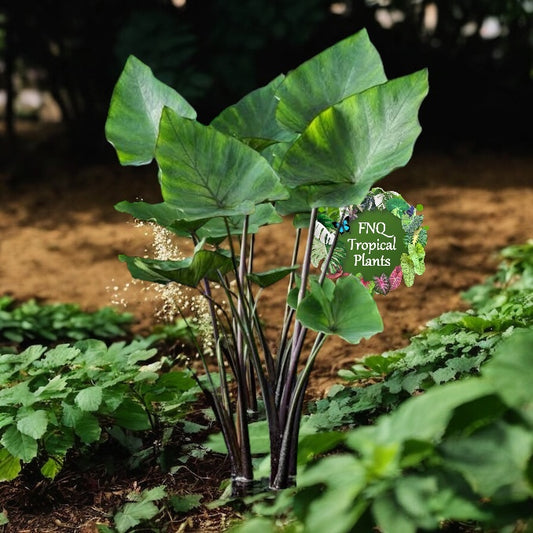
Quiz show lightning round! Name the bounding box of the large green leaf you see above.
[115,201,207,236]
[275,29,387,133]
[75,386,103,412]
[105,55,196,166]
[296,276,383,343]
[0,426,38,462]
[62,404,101,443]
[116,201,281,242]
[483,328,533,412]
[247,265,299,288]
[211,74,296,150]
[440,421,533,501]
[73,412,101,444]
[197,204,282,242]
[297,430,346,466]
[349,379,494,447]
[156,108,288,220]
[0,448,20,481]
[386,473,490,531]
[113,399,151,431]
[16,410,48,439]
[373,492,417,533]
[119,240,234,288]
[296,454,368,533]
[277,70,429,209]
[274,185,315,216]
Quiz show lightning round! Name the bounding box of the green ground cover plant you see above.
[307,241,533,430]
[96,485,203,533]
[0,337,199,482]
[0,296,133,344]
[231,327,533,533]
[105,28,428,492]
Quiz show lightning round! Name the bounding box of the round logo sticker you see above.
[312,188,428,295]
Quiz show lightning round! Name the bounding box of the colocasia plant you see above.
[105,29,428,493]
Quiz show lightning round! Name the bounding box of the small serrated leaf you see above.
[41,456,64,479]
[1,426,38,462]
[16,410,48,439]
[169,493,203,513]
[75,386,104,412]
[73,412,101,444]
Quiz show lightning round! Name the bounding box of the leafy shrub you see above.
[308,242,533,430]
[0,296,133,344]
[0,338,198,482]
[235,327,533,533]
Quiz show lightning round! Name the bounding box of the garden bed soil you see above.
[1,125,532,531]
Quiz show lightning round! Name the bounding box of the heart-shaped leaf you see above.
[115,201,208,236]
[0,448,21,481]
[16,410,48,439]
[105,55,196,166]
[247,266,299,288]
[156,108,288,220]
[296,276,383,344]
[197,204,282,242]
[119,241,234,288]
[275,29,387,133]
[278,70,429,209]
[211,74,296,150]
[1,426,38,462]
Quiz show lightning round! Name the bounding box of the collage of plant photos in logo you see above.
[312,188,428,295]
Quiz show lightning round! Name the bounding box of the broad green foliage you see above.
[296,276,383,343]
[96,486,203,533]
[274,29,387,133]
[113,485,167,533]
[0,339,198,482]
[156,108,287,219]
[106,29,427,490]
[462,240,533,311]
[119,241,234,288]
[0,296,133,344]
[211,74,296,150]
[235,328,533,533]
[310,243,533,430]
[116,201,282,243]
[277,70,429,209]
[105,55,196,165]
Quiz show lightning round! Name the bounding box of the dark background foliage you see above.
[0,0,531,158]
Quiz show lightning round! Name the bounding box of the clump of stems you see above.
[173,208,343,493]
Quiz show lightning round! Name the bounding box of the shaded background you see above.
[0,0,531,167]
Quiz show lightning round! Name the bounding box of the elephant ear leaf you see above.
[211,74,296,151]
[296,276,383,343]
[119,243,234,288]
[105,55,196,166]
[275,29,387,133]
[277,69,429,209]
[156,108,287,220]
